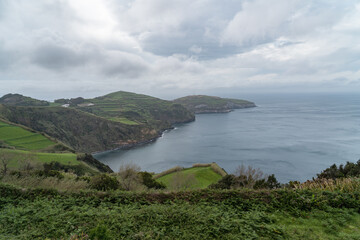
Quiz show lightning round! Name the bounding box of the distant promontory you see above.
[174,95,256,114]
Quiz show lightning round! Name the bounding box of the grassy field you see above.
[0,120,55,151]
[74,91,194,127]
[108,117,139,125]
[0,148,78,169]
[156,166,222,189]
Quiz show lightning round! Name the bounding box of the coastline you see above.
[92,105,255,156]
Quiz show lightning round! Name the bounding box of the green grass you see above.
[0,121,55,151]
[0,148,78,169]
[72,91,194,128]
[273,209,360,239]
[108,117,139,125]
[157,166,222,189]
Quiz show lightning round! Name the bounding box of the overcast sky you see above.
[1,0,360,100]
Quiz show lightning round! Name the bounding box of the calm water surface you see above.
[95,93,360,182]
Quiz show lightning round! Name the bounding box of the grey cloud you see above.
[114,0,244,59]
[0,46,15,69]
[101,53,149,78]
[32,44,89,70]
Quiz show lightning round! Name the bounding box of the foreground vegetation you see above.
[1,183,360,239]
[1,158,360,239]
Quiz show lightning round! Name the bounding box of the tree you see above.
[118,164,142,191]
[0,151,14,175]
[138,171,165,189]
[234,164,265,188]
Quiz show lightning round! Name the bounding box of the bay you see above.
[94,93,360,182]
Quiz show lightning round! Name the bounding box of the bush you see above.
[153,166,183,179]
[317,160,360,179]
[117,164,143,191]
[209,174,235,189]
[90,174,119,191]
[209,173,280,190]
[89,224,111,240]
[138,172,165,189]
[34,169,64,179]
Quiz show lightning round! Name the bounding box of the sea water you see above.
[94,93,360,182]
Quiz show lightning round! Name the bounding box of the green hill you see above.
[0,105,152,152]
[0,93,49,106]
[174,95,256,113]
[155,163,226,189]
[71,91,195,128]
[0,91,195,153]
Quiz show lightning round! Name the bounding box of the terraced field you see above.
[156,166,223,189]
[0,148,78,169]
[0,121,55,151]
[73,91,194,127]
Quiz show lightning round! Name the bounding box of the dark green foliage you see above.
[89,224,111,240]
[77,153,113,173]
[139,171,166,189]
[34,169,64,179]
[1,184,360,239]
[43,161,90,176]
[208,174,235,189]
[317,160,360,179]
[90,174,119,191]
[209,174,280,190]
[54,98,69,104]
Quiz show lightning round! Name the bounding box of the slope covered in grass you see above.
[73,91,195,128]
[0,148,78,169]
[0,120,55,151]
[0,93,49,106]
[156,166,223,189]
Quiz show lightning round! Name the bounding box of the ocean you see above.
[94,93,360,182]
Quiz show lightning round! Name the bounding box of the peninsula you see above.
[174,95,256,114]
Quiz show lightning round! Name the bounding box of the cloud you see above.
[222,0,300,46]
[0,0,360,98]
[32,43,89,70]
[101,51,149,78]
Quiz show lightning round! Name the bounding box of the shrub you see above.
[317,160,360,179]
[192,163,211,167]
[153,166,183,179]
[90,174,119,191]
[210,162,227,177]
[34,169,64,179]
[210,173,280,190]
[43,162,89,176]
[138,171,165,189]
[209,174,235,189]
[117,164,143,191]
[89,224,111,240]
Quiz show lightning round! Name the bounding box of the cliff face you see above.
[0,105,161,153]
[174,95,256,114]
